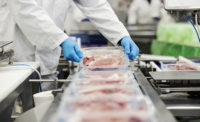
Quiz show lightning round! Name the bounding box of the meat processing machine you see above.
[135,54,200,122]
[41,48,180,122]
[39,51,200,122]
[164,0,200,23]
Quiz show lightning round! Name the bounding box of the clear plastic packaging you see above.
[74,78,133,86]
[76,111,156,122]
[74,68,134,80]
[53,93,156,122]
[70,85,142,97]
[50,56,158,122]
[80,47,129,69]
[71,68,137,86]
[162,62,197,71]
[62,94,149,113]
[54,110,156,122]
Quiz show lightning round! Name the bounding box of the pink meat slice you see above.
[79,87,133,95]
[83,72,127,79]
[79,79,126,86]
[82,115,142,122]
[83,54,123,66]
[70,97,130,112]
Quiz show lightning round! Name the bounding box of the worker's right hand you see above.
[60,38,83,62]
[121,36,139,60]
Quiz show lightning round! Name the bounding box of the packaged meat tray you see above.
[61,94,149,113]
[80,47,129,69]
[74,68,134,80]
[53,110,156,122]
[71,69,137,86]
[162,62,197,71]
[76,111,156,122]
[70,85,142,97]
[74,78,133,86]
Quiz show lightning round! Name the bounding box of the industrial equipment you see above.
[164,0,200,11]
[0,41,14,64]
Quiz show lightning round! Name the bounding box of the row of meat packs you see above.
[52,47,157,122]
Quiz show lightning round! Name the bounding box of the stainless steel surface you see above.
[128,31,156,37]
[161,93,200,117]
[139,54,177,62]
[134,70,177,122]
[167,105,200,116]
[127,25,157,38]
[150,71,200,80]
[0,74,35,122]
[128,25,157,31]
[164,0,200,11]
[29,79,71,83]
[161,87,200,92]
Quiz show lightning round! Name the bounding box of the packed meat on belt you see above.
[83,54,123,66]
[81,116,142,122]
[78,86,134,95]
[79,112,144,122]
[81,72,129,80]
[167,64,197,71]
[68,94,146,112]
[77,79,130,86]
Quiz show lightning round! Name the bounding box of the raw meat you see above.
[79,87,133,95]
[164,62,197,71]
[80,112,144,122]
[78,79,129,86]
[81,72,128,80]
[69,95,132,112]
[167,65,197,71]
[82,116,142,122]
[83,54,123,66]
[68,93,146,113]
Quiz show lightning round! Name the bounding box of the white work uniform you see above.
[0,0,129,76]
[128,0,161,24]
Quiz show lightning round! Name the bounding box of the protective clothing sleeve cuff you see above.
[113,33,130,46]
[50,34,68,50]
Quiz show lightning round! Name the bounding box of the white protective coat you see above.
[128,0,161,24]
[0,0,129,75]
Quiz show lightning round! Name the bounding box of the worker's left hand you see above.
[121,36,139,60]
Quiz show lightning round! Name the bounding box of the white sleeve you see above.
[151,0,161,18]
[74,0,129,45]
[128,0,138,25]
[7,0,68,50]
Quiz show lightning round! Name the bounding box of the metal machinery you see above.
[40,54,200,122]
[16,1,200,121]
[164,0,200,23]
[136,55,200,122]
[0,41,14,64]
[128,24,157,54]
[41,54,179,122]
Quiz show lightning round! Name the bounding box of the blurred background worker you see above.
[128,0,161,25]
[108,0,132,25]
[0,0,139,91]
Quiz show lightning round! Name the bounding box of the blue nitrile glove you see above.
[121,36,139,60]
[61,38,83,62]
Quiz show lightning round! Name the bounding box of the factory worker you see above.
[128,0,161,24]
[0,0,139,90]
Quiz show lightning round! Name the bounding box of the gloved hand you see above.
[121,36,139,60]
[61,38,83,62]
